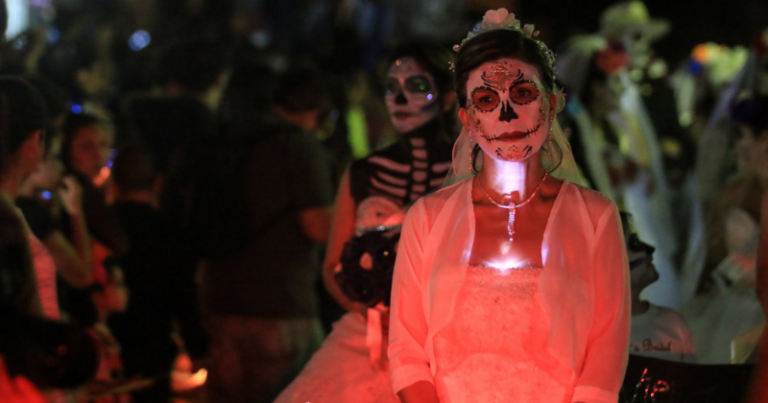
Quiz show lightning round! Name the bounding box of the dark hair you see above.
[454,29,555,109]
[385,41,455,101]
[24,75,70,155]
[222,58,277,139]
[731,95,768,135]
[112,144,156,192]
[0,78,47,163]
[272,67,330,112]
[37,40,97,98]
[24,75,69,123]
[61,112,101,171]
[153,37,232,94]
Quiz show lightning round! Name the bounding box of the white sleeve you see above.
[388,200,434,393]
[572,203,631,403]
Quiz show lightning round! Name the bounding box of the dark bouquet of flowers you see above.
[336,227,401,307]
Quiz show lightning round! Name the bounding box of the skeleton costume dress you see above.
[273,117,453,403]
[349,119,454,207]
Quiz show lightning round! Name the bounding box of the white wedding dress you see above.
[680,207,764,363]
[273,196,403,403]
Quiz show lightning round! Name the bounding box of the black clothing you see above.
[0,196,38,315]
[109,201,208,378]
[60,172,128,256]
[15,197,57,241]
[127,97,217,173]
[203,120,334,318]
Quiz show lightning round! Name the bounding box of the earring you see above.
[547,129,553,160]
[547,117,554,160]
[468,131,474,172]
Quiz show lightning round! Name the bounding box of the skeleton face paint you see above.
[464,58,549,162]
[384,57,440,133]
[619,30,651,69]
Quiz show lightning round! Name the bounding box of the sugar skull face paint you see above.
[462,58,551,162]
[384,57,440,133]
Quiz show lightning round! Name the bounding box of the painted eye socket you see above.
[404,76,432,93]
[471,87,500,112]
[509,81,540,105]
[384,78,400,96]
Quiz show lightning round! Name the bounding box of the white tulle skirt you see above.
[273,312,400,403]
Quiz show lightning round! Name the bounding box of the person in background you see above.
[322,42,456,317]
[15,75,93,294]
[0,77,54,319]
[594,1,682,309]
[747,155,768,402]
[274,41,456,403]
[622,213,696,363]
[61,112,127,258]
[35,27,116,128]
[128,37,231,175]
[556,37,636,201]
[681,95,767,364]
[202,66,334,403]
[109,144,208,403]
[16,128,92,289]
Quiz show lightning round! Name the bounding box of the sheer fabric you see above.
[388,179,630,403]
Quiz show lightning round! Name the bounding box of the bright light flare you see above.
[128,30,151,51]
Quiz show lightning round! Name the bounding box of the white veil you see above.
[444,85,588,187]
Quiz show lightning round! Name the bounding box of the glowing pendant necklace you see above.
[476,171,549,242]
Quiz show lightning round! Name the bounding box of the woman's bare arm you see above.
[322,169,366,313]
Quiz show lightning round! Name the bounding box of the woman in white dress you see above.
[389,10,630,403]
[274,41,456,403]
[681,95,768,364]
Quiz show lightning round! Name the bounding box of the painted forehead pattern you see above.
[470,60,542,83]
[481,64,524,92]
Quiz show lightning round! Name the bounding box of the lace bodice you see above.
[433,265,566,403]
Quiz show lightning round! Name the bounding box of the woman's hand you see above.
[58,175,84,217]
[397,381,439,403]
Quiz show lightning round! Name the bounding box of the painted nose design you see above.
[395,92,408,105]
[499,100,518,122]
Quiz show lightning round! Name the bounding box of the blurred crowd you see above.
[0,0,766,402]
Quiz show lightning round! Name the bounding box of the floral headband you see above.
[451,8,556,71]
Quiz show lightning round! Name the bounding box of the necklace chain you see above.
[476,171,548,209]
[475,171,549,242]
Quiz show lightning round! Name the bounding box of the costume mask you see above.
[384,57,440,133]
[619,29,652,69]
[463,58,550,162]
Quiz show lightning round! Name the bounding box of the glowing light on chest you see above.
[471,240,547,273]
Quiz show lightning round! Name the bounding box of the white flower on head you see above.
[454,7,555,68]
[484,8,510,25]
